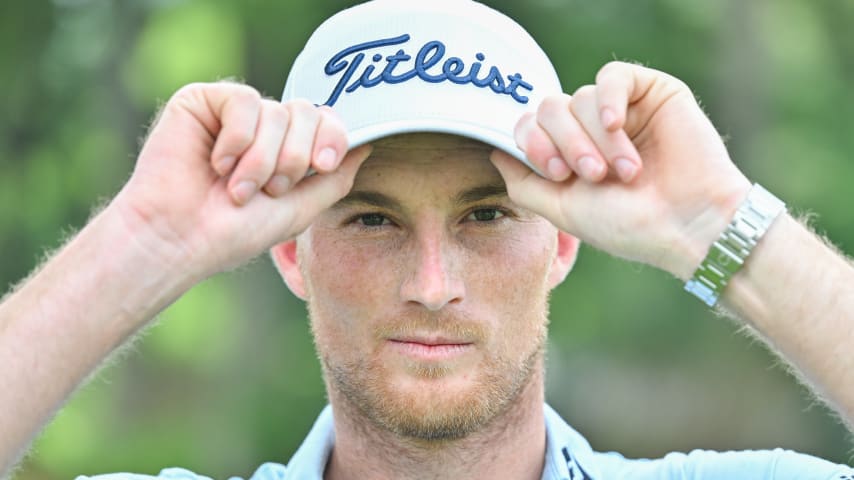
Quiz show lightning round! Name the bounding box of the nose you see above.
[399,227,466,311]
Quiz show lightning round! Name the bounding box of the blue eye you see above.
[467,208,504,222]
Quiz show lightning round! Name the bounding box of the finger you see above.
[595,61,675,135]
[270,99,321,193]
[570,85,642,183]
[309,106,349,174]
[268,144,374,238]
[536,94,608,182]
[266,104,347,197]
[226,100,289,205]
[489,149,572,229]
[513,112,572,181]
[207,84,263,176]
[594,62,633,132]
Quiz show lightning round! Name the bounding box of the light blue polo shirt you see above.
[77,404,854,480]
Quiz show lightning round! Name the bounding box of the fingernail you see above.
[579,156,604,180]
[216,156,236,175]
[547,157,570,180]
[615,157,638,182]
[231,180,258,204]
[316,147,338,171]
[601,108,617,129]
[265,175,292,197]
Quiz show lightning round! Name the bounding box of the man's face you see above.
[295,133,563,441]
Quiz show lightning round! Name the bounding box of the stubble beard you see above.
[314,311,548,442]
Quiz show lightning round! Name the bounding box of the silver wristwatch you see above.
[684,184,786,307]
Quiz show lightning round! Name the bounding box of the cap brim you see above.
[346,119,544,177]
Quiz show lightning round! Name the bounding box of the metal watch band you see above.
[684,184,786,307]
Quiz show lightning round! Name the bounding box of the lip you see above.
[386,337,475,361]
[390,335,473,346]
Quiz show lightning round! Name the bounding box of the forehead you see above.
[353,133,502,196]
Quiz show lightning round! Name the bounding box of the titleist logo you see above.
[321,34,534,106]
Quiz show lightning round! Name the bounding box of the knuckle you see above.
[223,128,255,149]
[186,81,212,93]
[319,107,347,134]
[596,60,625,81]
[169,83,208,110]
[216,77,251,91]
[263,100,291,127]
[317,105,342,121]
[286,99,320,121]
[232,86,262,106]
[279,144,312,173]
[288,98,314,109]
[536,94,571,118]
[235,151,267,179]
[651,69,692,98]
[669,76,692,95]
[571,84,596,99]
[172,82,205,99]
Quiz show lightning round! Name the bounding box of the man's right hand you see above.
[0,83,374,473]
[112,82,371,281]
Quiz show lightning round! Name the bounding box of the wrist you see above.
[668,179,753,282]
[682,183,787,306]
[107,191,209,285]
[85,202,200,330]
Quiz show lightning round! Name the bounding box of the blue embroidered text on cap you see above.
[322,34,534,107]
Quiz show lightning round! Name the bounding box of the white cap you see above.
[282,0,562,170]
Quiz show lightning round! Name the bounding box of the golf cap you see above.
[282,0,562,171]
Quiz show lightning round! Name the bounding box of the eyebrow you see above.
[333,190,398,210]
[332,183,509,210]
[453,183,508,206]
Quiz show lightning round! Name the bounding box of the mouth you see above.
[386,335,475,361]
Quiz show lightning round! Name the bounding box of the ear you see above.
[270,240,308,300]
[547,231,580,289]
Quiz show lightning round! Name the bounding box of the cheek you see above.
[465,224,555,294]
[302,232,398,334]
[462,227,556,339]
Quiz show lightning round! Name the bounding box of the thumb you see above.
[489,149,576,231]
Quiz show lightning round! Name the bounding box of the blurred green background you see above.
[2,0,853,478]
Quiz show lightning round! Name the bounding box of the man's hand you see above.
[490,61,751,280]
[493,61,854,428]
[0,83,372,473]
[113,82,371,282]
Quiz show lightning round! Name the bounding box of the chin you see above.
[324,348,543,441]
[381,372,513,441]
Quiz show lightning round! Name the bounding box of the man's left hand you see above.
[490,61,752,280]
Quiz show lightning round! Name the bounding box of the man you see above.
[1,0,853,479]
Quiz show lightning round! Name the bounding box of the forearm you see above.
[0,203,193,473]
[720,213,854,425]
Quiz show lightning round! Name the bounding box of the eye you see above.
[466,208,505,222]
[358,213,390,227]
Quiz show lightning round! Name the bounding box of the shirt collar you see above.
[542,404,600,480]
[281,406,335,480]
[282,404,599,480]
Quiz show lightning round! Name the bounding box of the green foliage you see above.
[2,1,853,478]
[124,2,245,105]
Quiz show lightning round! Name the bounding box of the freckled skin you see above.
[296,133,562,441]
